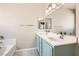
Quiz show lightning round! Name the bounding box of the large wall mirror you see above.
[45,3,76,35]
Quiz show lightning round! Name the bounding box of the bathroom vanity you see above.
[36,32,77,56]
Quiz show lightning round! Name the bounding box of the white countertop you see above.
[36,32,77,46]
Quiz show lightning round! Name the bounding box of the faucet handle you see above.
[64,32,66,35]
[0,35,4,39]
[59,32,63,35]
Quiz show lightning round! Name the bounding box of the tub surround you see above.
[0,39,16,56]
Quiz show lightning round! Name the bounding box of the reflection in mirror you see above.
[45,3,76,36]
[38,17,52,30]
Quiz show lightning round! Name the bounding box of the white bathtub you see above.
[0,39,16,56]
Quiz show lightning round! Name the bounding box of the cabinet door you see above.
[42,40,52,56]
[55,44,75,56]
[36,35,42,56]
[39,38,42,56]
[36,35,40,54]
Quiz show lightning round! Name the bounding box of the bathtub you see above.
[0,39,16,56]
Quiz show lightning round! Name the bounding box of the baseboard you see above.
[16,48,37,52]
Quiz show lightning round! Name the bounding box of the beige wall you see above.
[0,3,45,49]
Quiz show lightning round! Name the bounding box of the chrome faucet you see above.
[59,32,67,39]
[60,32,64,39]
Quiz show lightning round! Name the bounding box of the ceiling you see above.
[62,3,75,10]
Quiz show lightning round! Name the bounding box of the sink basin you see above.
[48,37,59,41]
[46,33,61,41]
[45,33,65,42]
[48,37,63,42]
[48,35,77,43]
[45,32,60,38]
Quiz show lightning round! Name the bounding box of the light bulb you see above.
[48,6,52,11]
[52,3,56,8]
[46,9,48,13]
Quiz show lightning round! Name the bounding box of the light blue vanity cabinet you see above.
[36,33,76,56]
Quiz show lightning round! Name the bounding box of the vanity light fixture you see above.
[46,3,64,15]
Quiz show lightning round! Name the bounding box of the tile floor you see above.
[14,49,39,56]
